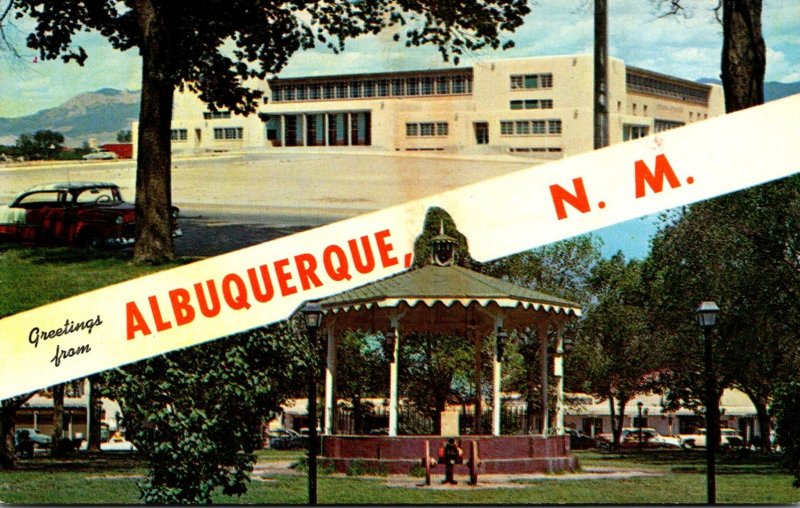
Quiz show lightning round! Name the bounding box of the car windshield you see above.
[73,187,122,204]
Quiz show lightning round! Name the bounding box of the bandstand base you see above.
[321,435,577,475]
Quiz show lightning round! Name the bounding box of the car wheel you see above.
[79,230,104,250]
[682,440,695,450]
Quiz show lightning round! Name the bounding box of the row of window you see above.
[213,127,244,140]
[171,129,188,142]
[271,74,473,103]
[510,99,553,110]
[509,147,562,153]
[510,73,553,90]
[203,111,232,120]
[654,119,685,132]
[406,122,449,137]
[500,119,562,136]
[626,72,709,105]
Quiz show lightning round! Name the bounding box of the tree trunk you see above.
[133,0,175,263]
[721,0,765,113]
[51,384,64,456]
[474,334,483,434]
[88,376,102,452]
[747,393,772,453]
[0,403,18,469]
[0,393,37,469]
[610,397,627,450]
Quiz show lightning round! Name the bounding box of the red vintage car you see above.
[0,182,181,248]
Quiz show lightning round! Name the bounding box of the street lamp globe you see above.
[302,302,323,330]
[696,301,719,329]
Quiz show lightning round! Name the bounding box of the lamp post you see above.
[302,302,323,505]
[697,301,720,505]
[637,401,644,448]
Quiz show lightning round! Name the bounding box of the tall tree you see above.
[0,392,36,469]
[655,0,765,114]
[102,321,307,503]
[335,331,388,434]
[399,332,474,435]
[576,253,658,449]
[50,384,65,456]
[16,0,530,263]
[644,178,800,450]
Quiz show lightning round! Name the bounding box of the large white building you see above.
[144,54,724,158]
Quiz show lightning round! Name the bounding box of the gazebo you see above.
[315,226,582,474]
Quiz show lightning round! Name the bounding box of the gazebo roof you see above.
[320,264,581,315]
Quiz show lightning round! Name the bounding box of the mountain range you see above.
[0,79,798,147]
[0,88,140,146]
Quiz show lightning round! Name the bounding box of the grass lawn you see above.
[0,245,190,316]
[1,450,798,504]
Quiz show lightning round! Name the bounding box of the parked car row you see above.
[266,428,308,450]
[569,426,747,451]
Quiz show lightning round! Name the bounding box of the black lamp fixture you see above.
[563,337,574,354]
[696,300,720,505]
[384,328,397,363]
[303,302,324,331]
[495,328,508,361]
[696,301,719,329]
[301,301,323,505]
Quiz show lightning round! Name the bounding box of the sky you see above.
[0,0,797,259]
[1,0,799,118]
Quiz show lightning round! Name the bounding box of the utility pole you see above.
[594,0,609,149]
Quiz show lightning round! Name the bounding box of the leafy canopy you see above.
[16,0,530,114]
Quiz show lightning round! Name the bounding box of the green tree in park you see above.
[772,380,800,487]
[15,0,530,264]
[335,331,389,434]
[484,235,601,432]
[102,321,307,504]
[644,178,800,450]
[574,253,658,449]
[116,129,132,143]
[15,130,65,160]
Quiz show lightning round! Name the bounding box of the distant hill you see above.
[697,78,800,102]
[0,79,797,147]
[0,88,140,146]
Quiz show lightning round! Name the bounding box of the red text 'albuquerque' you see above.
[125,229,399,340]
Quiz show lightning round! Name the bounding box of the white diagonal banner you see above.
[1,95,799,400]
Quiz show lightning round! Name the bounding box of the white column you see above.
[324,326,336,436]
[492,360,502,436]
[492,315,504,437]
[388,316,401,437]
[554,325,565,434]
[539,322,549,436]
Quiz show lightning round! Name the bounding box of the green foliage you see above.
[399,332,475,434]
[571,253,657,447]
[408,463,426,478]
[771,379,800,487]
[14,129,64,160]
[116,129,132,142]
[336,331,389,433]
[292,457,336,475]
[102,319,308,504]
[16,1,529,116]
[345,459,388,477]
[644,177,800,436]
[412,207,477,269]
[484,235,603,304]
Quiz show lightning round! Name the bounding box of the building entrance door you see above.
[474,122,489,145]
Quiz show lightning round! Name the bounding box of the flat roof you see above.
[269,66,474,85]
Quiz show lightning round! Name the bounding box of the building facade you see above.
[143,54,724,158]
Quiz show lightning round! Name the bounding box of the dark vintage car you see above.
[0,182,181,248]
